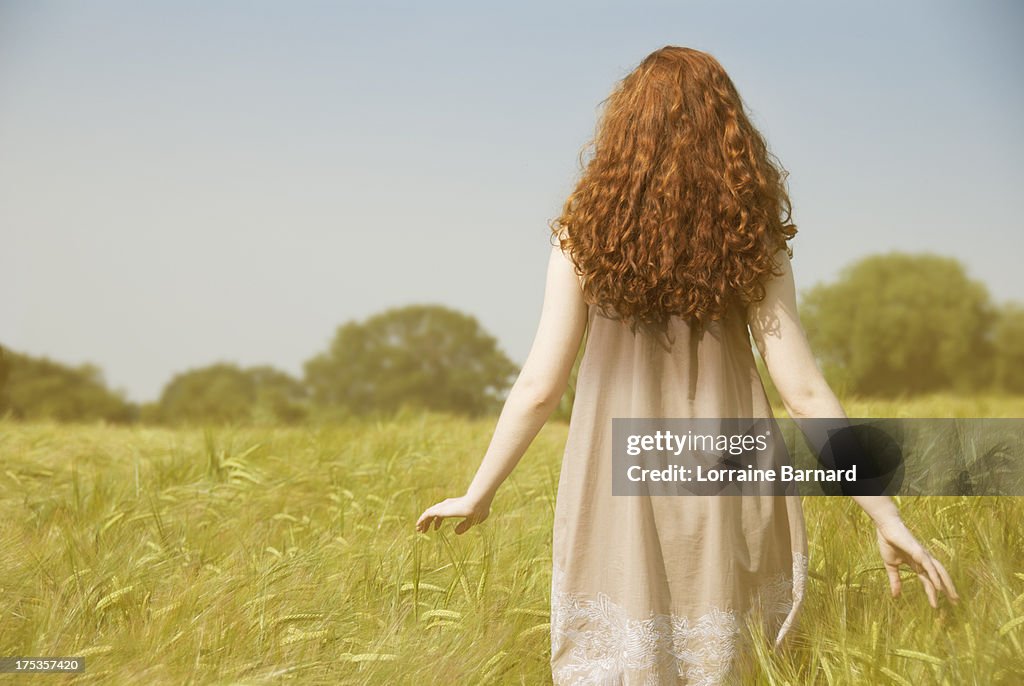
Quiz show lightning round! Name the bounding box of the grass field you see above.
[1,396,1023,684]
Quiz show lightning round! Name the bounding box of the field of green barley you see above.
[1,395,1023,685]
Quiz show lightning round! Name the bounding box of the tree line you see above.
[0,304,517,424]
[1,253,1021,424]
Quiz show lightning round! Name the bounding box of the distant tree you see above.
[138,401,162,424]
[993,303,1024,393]
[800,253,994,395]
[305,304,518,416]
[0,346,9,402]
[248,365,310,424]
[155,363,308,424]
[0,344,136,422]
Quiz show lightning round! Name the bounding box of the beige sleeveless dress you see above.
[550,303,808,686]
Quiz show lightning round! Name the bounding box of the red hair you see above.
[551,46,796,330]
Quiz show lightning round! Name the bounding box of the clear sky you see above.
[1,0,1022,403]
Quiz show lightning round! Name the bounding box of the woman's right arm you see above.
[747,249,959,607]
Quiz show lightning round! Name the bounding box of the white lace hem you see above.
[551,552,809,686]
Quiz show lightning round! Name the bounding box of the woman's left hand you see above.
[415,494,491,535]
[875,517,959,608]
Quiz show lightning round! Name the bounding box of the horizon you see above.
[2,1,1022,403]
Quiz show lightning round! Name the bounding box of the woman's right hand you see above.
[415,494,492,535]
[874,517,960,608]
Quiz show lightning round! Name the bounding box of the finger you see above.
[923,556,953,601]
[415,511,429,531]
[919,557,945,603]
[433,515,443,531]
[417,507,439,531]
[455,518,471,535]
[932,558,959,602]
[886,565,902,598]
[917,570,938,608]
[425,515,440,532]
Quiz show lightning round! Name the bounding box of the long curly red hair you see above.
[550,46,797,330]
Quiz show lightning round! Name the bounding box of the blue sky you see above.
[1,1,1021,402]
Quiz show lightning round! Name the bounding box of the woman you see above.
[415,46,958,685]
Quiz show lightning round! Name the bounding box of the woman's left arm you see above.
[415,245,588,534]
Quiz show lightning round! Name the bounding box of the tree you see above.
[0,344,136,422]
[304,304,518,416]
[155,362,308,424]
[800,253,994,396]
[0,346,9,402]
[993,303,1024,393]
